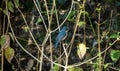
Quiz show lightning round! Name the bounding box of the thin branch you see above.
[33,0,47,31]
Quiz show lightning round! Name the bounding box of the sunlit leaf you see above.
[22,26,30,32]
[8,1,14,13]
[82,11,89,16]
[78,21,85,27]
[110,50,120,62]
[77,43,86,60]
[5,47,15,63]
[36,18,42,24]
[96,8,101,13]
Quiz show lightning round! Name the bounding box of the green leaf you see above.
[0,35,6,46]
[5,47,15,63]
[78,21,85,27]
[67,11,75,22]
[96,8,101,13]
[8,1,14,13]
[36,18,42,24]
[51,64,59,71]
[109,43,112,46]
[74,67,84,71]
[22,26,30,32]
[2,35,10,49]
[82,11,89,16]
[110,33,119,38]
[68,67,83,71]
[18,39,28,48]
[68,67,75,71]
[0,35,10,49]
[104,63,112,69]
[14,0,19,8]
[110,50,120,62]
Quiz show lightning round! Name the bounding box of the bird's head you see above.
[61,26,69,32]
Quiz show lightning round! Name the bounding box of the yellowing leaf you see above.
[77,43,86,60]
[5,47,15,63]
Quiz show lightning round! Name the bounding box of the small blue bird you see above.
[54,26,68,48]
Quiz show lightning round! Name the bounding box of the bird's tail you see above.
[54,41,58,48]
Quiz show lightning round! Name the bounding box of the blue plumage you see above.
[54,26,68,48]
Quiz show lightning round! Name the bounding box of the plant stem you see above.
[97,7,101,71]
